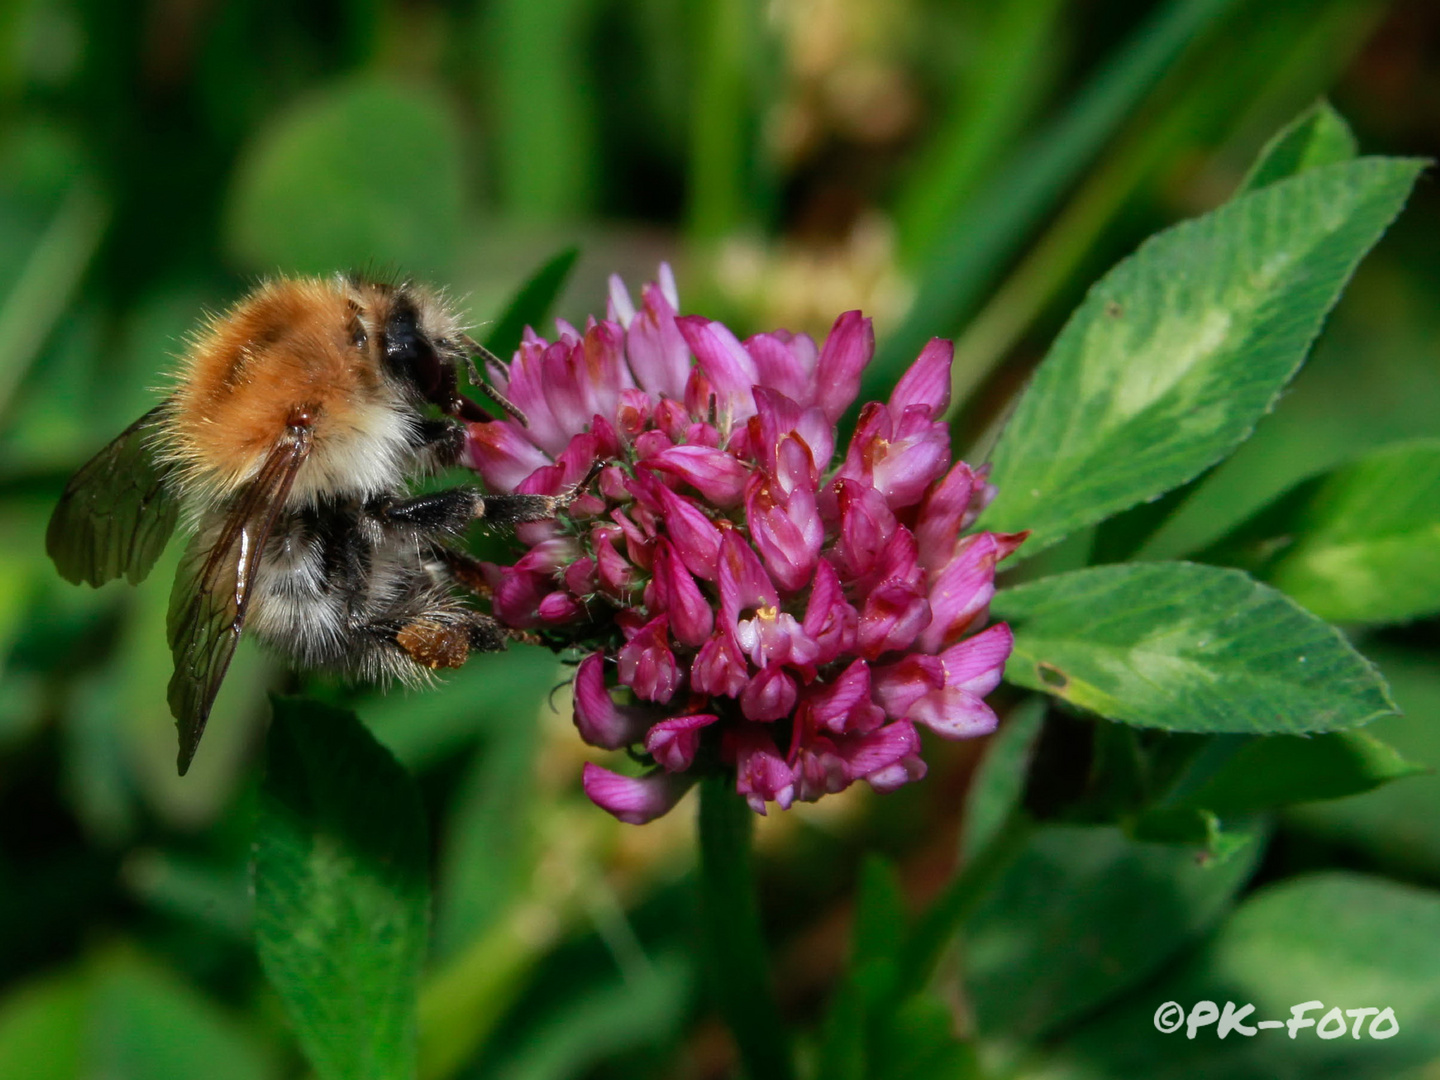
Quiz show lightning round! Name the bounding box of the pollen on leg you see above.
[396,619,471,668]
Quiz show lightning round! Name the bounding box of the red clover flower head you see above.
[468,267,1026,823]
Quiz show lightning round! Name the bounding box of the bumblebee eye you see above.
[351,323,368,349]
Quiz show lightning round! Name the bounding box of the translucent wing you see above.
[47,405,179,586]
[166,426,312,774]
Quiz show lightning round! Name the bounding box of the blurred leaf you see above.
[225,78,464,278]
[489,953,692,1080]
[1127,805,1228,852]
[481,246,580,361]
[1039,873,1440,1079]
[868,992,978,1080]
[119,543,270,828]
[432,714,541,960]
[815,857,912,1080]
[981,158,1424,556]
[362,644,559,771]
[944,1,1383,419]
[419,906,556,1080]
[1287,645,1440,879]
[0,971,85,1080]
[994,563,1395,734]
[1164,730,1425,817]
[0,179,108,417]
[962,823,1261,1041]
[1240,99,1358,194]
[1201,438,1440,623]
[961,697,1046,860]
[62,673,140,843]
[852,856,908,972]
[122,849,251,938]
[255,698,429,1080]
[815,974,867,1080]
[88,950,278,1080]
[894,0,1064,261]
[868,0,1242,395]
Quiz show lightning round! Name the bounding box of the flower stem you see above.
[896,806,1034,996]
[697,775,794,1080]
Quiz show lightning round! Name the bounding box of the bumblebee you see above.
[48,275,573,773]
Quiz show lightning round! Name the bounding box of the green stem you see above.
[697,775,794,1080]
[895,807,1034,997]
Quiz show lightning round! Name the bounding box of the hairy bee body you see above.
[49,274,566,772]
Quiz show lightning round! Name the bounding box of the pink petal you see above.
[908,687,998,740]
[537,591,583,623]
[831,480,898,581]
[677,316,761,425]
[627,283,692,399]
[607,274,637,329]
[745,475,823,594]
[583,763,693,824]
[655,485,723,581]
[870,418,951,510]
[645,713,719,772]
[646,445,749,507]
[857,582,931,659]
[812,311,873,423]
[888,338,953,417]
[745,331,814,403]
[914,461,977,574]
[718,531,780,628]
[573,652,654,749]
[938,622,1014,696]
[802,559,858,664]
[502,339,569,454]
[749,387,806,473]
[616,615,679,703]
[794,407,835,474]
[691,632,750,698]
[805,659,884,734]
[728,727,796,814]
[740,664,798,721]
[652,539,714,646]
[917,532,1002,654]
[465,420,552,492]
[837,719,922,778]
[864,754,927,793]
[871,654,945,717]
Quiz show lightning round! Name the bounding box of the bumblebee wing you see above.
[166,426,313,774]
[47,405,179,586]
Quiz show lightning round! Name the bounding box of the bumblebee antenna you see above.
[460,334,528,426]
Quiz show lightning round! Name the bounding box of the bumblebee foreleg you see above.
[370,471,597,536]
[369,487,481,534]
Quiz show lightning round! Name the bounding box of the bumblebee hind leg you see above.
[367,609,511,673]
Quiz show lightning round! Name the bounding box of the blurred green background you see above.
[1,0,1439,1077]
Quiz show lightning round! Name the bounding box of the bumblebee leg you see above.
[412,418,466,470]
[393,617,473,669]
[476,463,603,527]
[372,465,600,534]
[368,487,482,533]
[382,610,520,669]
[432,546,491,597]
